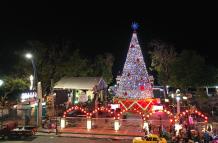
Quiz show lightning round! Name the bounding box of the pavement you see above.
[36,128,137,140]
[2,135,132,143]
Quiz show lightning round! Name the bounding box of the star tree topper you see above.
[131,22,139,31]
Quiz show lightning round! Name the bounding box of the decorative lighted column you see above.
[175,123,182,136]
[29,75,33,90]
[114,119,120,131]
[87,118,92,130]
[143,121,149,134]
[60,118,66,129]
[176,89,181,115]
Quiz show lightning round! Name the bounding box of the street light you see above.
[25,53,37,90]
[25,53,41,127]
[0,79,3,87]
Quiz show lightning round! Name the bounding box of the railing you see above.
[65,117,87,129]
[92,118,114,130]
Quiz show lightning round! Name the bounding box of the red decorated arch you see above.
[63,106,89,118]
[146,109,174,123]
[90,107,113,118]
[63,106,113,118]
[114,108,147,121]
[176,109,208,123]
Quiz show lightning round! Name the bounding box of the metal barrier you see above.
[92,118,114,130]
[65,117,87,129]
[119,118,143,132]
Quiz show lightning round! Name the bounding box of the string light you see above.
[177,109,208,123]
[115,29,153,99]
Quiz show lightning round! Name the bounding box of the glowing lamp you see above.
[175,123,182,135]
[143,121,149,133]
[176,96,181,101]
[0,79,3,86]
[61,118,66,129]
[183,96,188,100]
[87,118,92,130]
[114,120,120,131]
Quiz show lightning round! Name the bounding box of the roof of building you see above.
[54,77,104,90]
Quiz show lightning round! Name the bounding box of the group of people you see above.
[42,117,56,130]
[143,125,216,143]
[171,128,214,143]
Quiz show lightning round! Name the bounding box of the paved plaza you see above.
[2,136,132,143]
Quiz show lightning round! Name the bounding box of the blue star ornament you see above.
[131,22,139,30]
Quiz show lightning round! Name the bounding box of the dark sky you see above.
[0,1,218,74]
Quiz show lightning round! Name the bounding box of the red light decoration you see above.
[177,109,208,123]
[113,108,147,121]
[146,109,174,123]
[113,97,158,112]
[170,119,173,123]
[140,85,145,91]
[62,106,113,119]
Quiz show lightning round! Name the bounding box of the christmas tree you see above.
[116,23,153,99]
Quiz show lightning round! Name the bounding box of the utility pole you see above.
[37,82,42,127]
[56,105,58,135]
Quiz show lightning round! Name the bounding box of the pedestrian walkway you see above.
[36,127,141,139]
[58,133,134,140]
[61,127,144,137]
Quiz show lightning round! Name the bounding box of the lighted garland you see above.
[176,109,208,123]
[90,106,113,118]
[63,106,113,118]
[63,106,88,118]
[114,108,147,121]
[146,109,174,123]
[115,30,153,99]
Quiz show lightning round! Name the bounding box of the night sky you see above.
[0,1,218,75]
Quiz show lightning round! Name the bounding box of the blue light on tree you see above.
[132,22,139,30]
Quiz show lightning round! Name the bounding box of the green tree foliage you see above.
[13,41,66,94]
[149,40,177,97]
[169,50,218,90]
[0,76,28,107]
[13,40,114,94]
[59,49,93,77]
[93,53,115,84]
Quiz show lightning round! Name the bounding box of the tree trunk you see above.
[163,85,167,98]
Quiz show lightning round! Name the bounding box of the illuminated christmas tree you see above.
[116,23,153,99]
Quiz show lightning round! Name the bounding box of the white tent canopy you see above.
[54,77,104,90]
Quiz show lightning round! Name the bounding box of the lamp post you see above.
[25,53,37,90]
[0,79,3,128]
[25,53,41,127]
[176,89,181,115]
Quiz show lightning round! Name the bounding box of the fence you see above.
[65,117,87,129]
[92,118,114,130]
[119,118,143,132]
